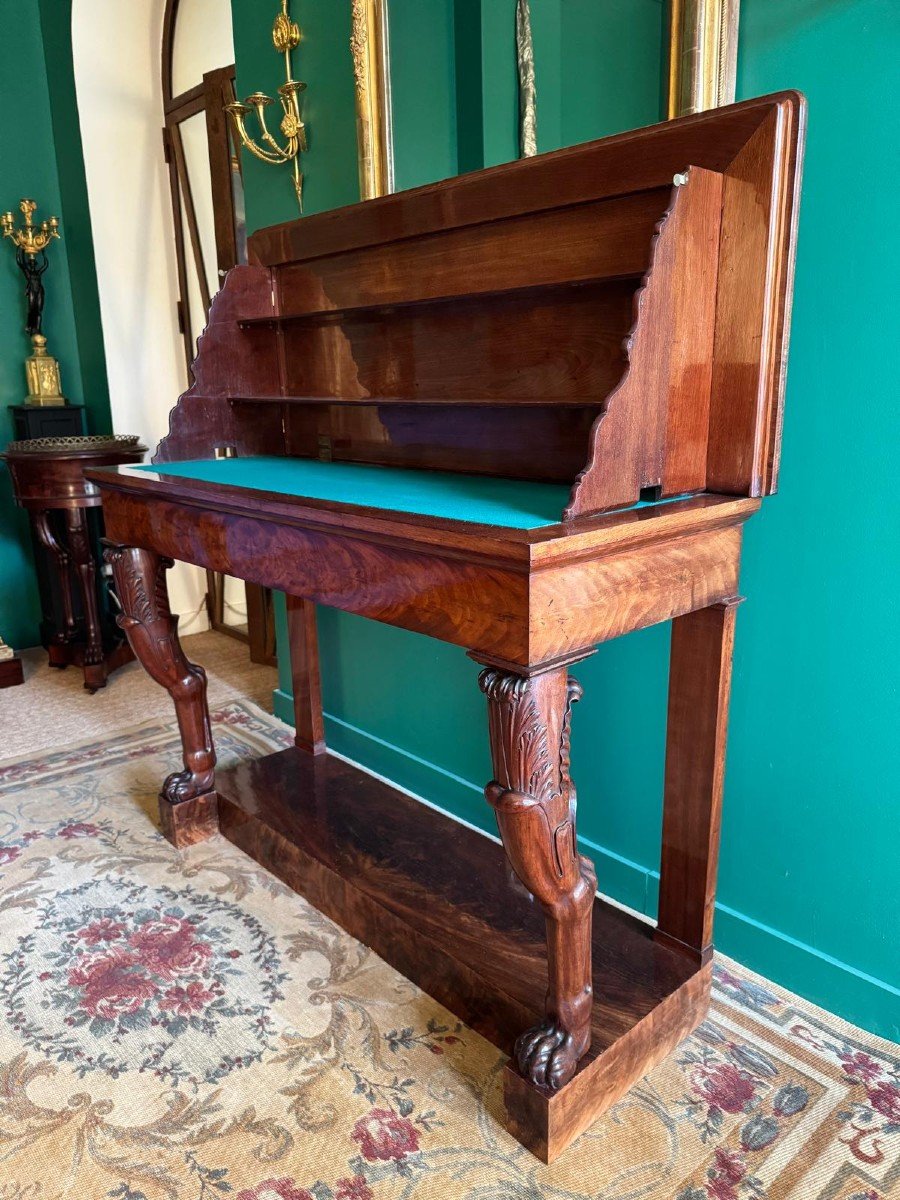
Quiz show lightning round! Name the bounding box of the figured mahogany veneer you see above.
[89,93,804,1162]
[212,743,706,1161]
[152,91,804,512]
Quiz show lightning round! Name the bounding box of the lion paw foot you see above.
[515,1020,584,1091]
[161,769,213,804]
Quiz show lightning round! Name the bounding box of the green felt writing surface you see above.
[136,457,574,528]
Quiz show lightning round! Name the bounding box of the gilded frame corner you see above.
[667,0,740,118]
[351,0,395,200]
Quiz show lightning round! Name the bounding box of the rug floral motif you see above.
[0,701,897,1200]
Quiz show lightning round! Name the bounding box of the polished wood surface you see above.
[104,544,216,813]
[87,94,804,1160]
[286,594,325,755]
[206,739,704,1164]
[479,665,596,1091]
[657,599,741,961]
[2,442,146,510]
[214,744,698,1054]
[148,92,803,514]
[98,484,756,667]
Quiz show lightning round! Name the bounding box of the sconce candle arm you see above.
[225,0,307,210]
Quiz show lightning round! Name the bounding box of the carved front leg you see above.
[479,666,596,1092]
[105,544,217,845]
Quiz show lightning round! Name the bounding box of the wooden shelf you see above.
[236,275,642,331]
[213,745,707,1160]
[227,394,601,408]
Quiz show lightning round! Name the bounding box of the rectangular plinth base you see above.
[213,747,709,1161]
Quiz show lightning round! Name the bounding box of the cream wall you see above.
[71,0,234,631]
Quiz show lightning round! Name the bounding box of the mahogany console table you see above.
[3,435,146,691]
[89,93,805,1161]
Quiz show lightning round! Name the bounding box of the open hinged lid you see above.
[152,91,805,526]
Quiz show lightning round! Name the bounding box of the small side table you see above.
[2,435,147,692]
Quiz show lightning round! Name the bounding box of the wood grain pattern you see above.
[479,666,596,1091]
[154,264,282,464]
[707,100,806,495]
[86,92,805,1161]
[276,285,632,406]
[286,594,325,755]
[564,168,723,515]
[104,543,217,813]
[504,961,713,1162]
[100,490,532,662]
[145,93,803,516]
[274,189,667,315]
[158,791,219,849]
[528,524,744,659]
[248,93,800,266]
[2,442,147,510]
[211,742,704,1163]
[656,600,741,961]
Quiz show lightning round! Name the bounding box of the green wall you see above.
[232,0,359,230]
[388,0,663,184]
[232,0,900,1040]
[721,0,900,1035]
[0,0,110,649]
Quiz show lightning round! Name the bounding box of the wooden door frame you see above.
[160,1,274,666]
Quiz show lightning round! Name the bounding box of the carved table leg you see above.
[656,599,742,962]
[66,508,106,692]
[104,543,218,847]
[32,510,77,667]
[479,665,596,1092]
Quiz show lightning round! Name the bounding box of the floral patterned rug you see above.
[0,701,897,1200]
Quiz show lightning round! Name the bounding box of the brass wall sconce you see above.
[1,198,66,406]
[225,0,308,211]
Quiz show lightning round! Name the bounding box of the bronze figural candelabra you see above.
[1,199,65,406]
[225,0,308,211]
[2,199,59,337]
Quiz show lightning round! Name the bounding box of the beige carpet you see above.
[3,630,278,758]
[0,638,898,1199]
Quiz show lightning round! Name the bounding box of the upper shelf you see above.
[227,395,602,408]
[235,274,643,330]
[155,93,805,519]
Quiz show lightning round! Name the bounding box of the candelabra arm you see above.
[257,108,290,159]
[223,0,307,212]
[226,106,290,165]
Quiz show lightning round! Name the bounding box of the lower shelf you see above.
[213,745,709,1161]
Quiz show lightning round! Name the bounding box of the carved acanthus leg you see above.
[104,543,218,846]
[479,665,596,1092]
